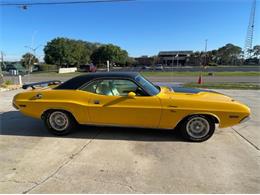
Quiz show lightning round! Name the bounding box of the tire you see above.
[180,115,215,142]
[44,110,76,135]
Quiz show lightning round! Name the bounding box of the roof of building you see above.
[55,72,140,90]
[158,51,193,56]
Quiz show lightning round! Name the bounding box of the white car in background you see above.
[155,64,164,71]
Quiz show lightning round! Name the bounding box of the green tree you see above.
[253,45,260,58]
[44,37,99,67]
[126,57,136,66]
[91,44,129,66]
[216,43,242,65]
[189,51,203,66]
[21,53,39,69]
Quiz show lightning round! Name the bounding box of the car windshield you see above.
[135,75,160,96]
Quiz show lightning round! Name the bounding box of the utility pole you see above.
[0,51,4,84]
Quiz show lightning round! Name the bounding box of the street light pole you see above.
[176,53,179,67]
[205,39,208,52]
[204,39,208,66]
[25,31,38,82]
[172,55,174,81]
[24,44,42,82]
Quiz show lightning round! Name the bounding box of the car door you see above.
[80,78,162,128]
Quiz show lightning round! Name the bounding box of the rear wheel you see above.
[44,110,76,135]
[180,115,215,142]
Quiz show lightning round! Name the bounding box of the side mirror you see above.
[128,92,136,98]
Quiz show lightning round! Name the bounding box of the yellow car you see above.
[13,72,250,142]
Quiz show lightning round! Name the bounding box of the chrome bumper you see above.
[240,116,250,124]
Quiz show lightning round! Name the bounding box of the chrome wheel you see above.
[49,111,69,131]
[186,116,210,139]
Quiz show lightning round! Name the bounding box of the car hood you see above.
[171,86,217,94]
[159,86,235,103]
[160,86,218,94]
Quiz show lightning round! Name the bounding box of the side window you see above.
[112,80,138,96]
[80,80,115,96]
[81,80,99,93]
[81,79,147,96]
[96,80,115,96]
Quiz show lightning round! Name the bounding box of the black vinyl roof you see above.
[55,72,140,90]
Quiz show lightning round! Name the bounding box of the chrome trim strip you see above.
[82,122,172,130]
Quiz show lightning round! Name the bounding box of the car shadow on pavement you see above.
[0,111,185,142]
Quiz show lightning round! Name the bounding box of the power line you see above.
[0,0,134,6]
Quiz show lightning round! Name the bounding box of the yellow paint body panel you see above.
[13,86,250,129]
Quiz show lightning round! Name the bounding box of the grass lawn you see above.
[31,71,260,77]
[183,82,260,90]
[26,71,260,89]
[142,71,260,77]
[31,71,84,77]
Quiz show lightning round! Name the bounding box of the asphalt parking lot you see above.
[0,89,259,193]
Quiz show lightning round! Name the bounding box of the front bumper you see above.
[240,116,250,124]
[12,102,19,110]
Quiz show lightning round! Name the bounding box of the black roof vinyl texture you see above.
[55,72,139,90]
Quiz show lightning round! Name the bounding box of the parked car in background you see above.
[78,64,97,72]
[155,64,164,71]
[141,65,151,70]
[32,64,40,72]
[5,63,27,75]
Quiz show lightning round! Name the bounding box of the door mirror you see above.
[128,92,136,98]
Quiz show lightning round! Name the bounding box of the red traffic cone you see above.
[197,74,203,84]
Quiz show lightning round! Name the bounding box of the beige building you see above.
[158,51,193,66]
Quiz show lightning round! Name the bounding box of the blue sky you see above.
[0,0,259,61]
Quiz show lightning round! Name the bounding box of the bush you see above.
[1,80,13,88]
[39,64,58,72]
[5,80,13,85]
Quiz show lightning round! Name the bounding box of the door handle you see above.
[36,93,43,99]
[93,100,100,104]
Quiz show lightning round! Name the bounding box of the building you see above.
[134,55,154,66]
[158,51,193,66]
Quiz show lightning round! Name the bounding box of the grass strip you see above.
[183,82,260,90]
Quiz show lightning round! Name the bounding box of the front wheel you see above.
[44,110,76,135]
[180,115,215,142]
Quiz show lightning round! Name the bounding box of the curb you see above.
[0,85,22,92]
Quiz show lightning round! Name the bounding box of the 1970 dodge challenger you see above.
[13,72,251,142]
